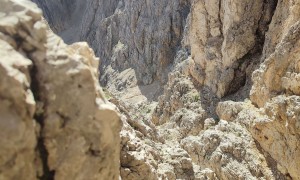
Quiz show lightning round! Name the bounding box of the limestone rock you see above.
[153,72,205,124]
[234,96,300,179]
[251,20,300,107]
[0,0,121,179]
[120,115,195,180]
[117,98,196,180]
[11,0,300,179]
[120,115,158,180]
[218,16,300,175]
[33,0,191,87]
[188,0,274,97]
[216,101,245,122]
[0,35,37,180]
[181,121,275,180]
[37,33,121,180]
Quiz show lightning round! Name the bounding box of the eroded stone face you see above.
[238,96,300,179]
[188,0,269,98]
[181,121,275,180]
[216,1,300,178]
[251,19,300,107]
[0,0,121,179]
[34,0,191,87]
[2,0,300,179]
[0,37,37,180]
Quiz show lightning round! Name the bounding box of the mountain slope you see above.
[2,0,300,179]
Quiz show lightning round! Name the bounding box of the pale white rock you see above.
[188,0,268,97]
[181,122,276,180]
[0,39,37,180]
[236,95,300,179]
[7,0,300,179]
[0,1,121,179]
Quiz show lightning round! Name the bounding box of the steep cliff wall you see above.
[34,0,191,87]
[3,0,300,179]
[0,1,120,179]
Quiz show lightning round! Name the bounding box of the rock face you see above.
[33,0,276,98]
[188,0,276,97]
[3,0,300,179]
[0,0,121,179]
[33,0,191,87]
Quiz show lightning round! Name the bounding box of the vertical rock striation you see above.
[3,0,300,179]
[188,0,277,97]
[0,0,121,179]
[33,0,191,87]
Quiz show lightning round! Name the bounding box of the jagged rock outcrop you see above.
[113,96,196,180]
[0,1,121,179]
[181,121,276,179]
[0,23,37,180]
[4,0,300,179]
[154,0,300,178]
[216,1,300,179]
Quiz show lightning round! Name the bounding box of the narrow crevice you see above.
[10,29,55,179]
[84,0,100,44]
[88,146,101,157]
[223,0,278,99]
[36,135,55,180]
[227,63,248,95]
[225,45,261,97]
[6,18,55,178]
[30,64,55,180]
